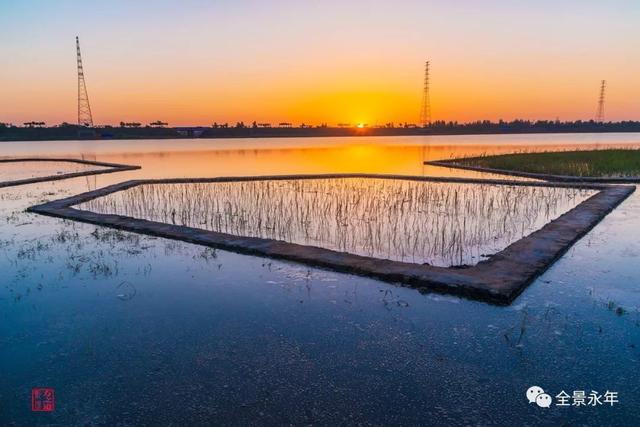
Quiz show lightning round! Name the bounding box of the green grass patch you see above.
[457,149,640,177]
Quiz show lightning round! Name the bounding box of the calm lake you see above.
[1,133,639,425]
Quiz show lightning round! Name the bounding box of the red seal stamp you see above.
[31,388,55,412]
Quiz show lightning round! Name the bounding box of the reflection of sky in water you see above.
[0,161,107,181]
[1,134,640,425]
[79,179,594,266]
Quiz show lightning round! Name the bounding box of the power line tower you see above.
[420,60,431,127]
[595,80,606,123]
[76,36,94,127]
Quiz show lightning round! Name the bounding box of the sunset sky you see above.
[1,0,639,126]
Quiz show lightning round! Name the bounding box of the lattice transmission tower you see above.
[595,80,606,123]
[420,60,431,127]
[76,36,94,127]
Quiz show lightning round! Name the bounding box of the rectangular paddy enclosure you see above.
[27,174,635,304]
[425,150,640,184]
[0,158,140,187]
[76,178,595,267]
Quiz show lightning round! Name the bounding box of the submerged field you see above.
[2,135,640,425]
[77,178,594,267]
[456,149,640,177]
[0,160,107,181]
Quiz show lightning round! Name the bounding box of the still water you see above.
[79,179,593,267]
[1,133,640,425]
[0,160,107,182]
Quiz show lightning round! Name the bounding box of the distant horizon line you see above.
[4,118,640,129]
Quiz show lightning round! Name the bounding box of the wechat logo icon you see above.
[527,386,552,408]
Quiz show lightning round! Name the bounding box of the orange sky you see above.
[1,1,639,126]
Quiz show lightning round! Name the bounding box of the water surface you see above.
[1,133,639,425]
[79,178,594,266]
[0,160,107,182]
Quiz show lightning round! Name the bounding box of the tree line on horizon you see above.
[3,119,640,131]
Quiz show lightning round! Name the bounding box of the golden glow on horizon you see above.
[4,67,637,127]
[2,2,639,125]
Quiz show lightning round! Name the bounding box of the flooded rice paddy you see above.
[79,178,594,266]
[2,133,640,425]
[0,160,108,182]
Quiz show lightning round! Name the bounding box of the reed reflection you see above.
[79,178,595,267]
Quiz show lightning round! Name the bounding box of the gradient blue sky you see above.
[1,0,639,126]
